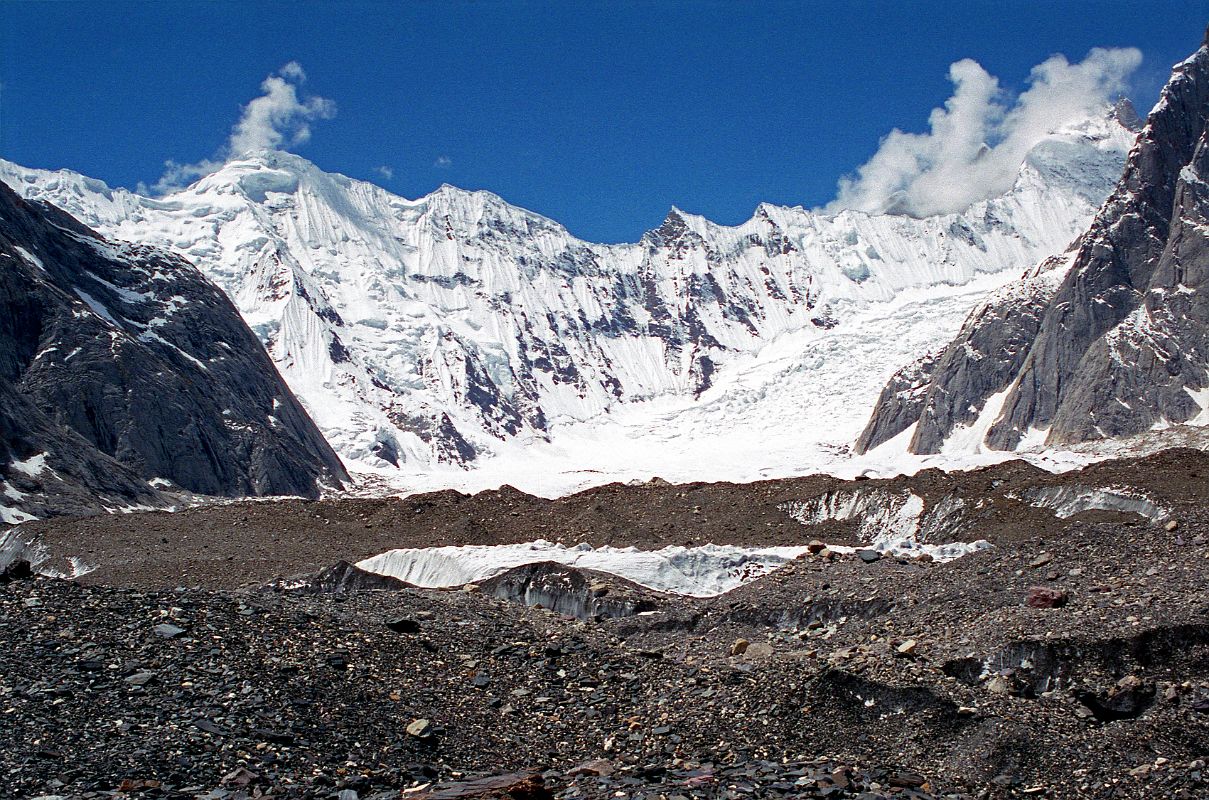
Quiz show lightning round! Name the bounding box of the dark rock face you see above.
[857,29,1209,454]
[478,561,660,620]
[277,560,413,593]
[0,180,347,517]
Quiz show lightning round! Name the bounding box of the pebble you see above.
[152,622,186,638]
[406,718,433,738]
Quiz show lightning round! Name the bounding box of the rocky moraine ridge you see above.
[3,448,1208,799]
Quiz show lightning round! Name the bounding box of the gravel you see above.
[2,448,1208,798]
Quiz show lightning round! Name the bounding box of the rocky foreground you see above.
[3,450,1209,799]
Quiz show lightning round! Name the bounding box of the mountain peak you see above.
[1109,98,1143,132]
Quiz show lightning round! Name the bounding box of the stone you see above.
[1076,676,1156,722]
[153,623,187,639]
[986,675,1012,695]
[857,549,881,563]
[806,541,826,555]
[118,780,161,792]
[406,718,433,738]
[1026,586,1068,608]
[1029,553,1054,568]
[730,638,750,656]
[0,559,33,583]
[123,671,156,686]
[221,767,259,787]
[1165,519,1179,532]
[567,758,613,777]
[385,617,421,634]
[889,771,926,788]
[408,772,551,799]
[589,582,610,598]
[895,639,918,657]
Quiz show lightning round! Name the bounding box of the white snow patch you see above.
[138,330,209,371]
[0,505,36,525]
[73,288,121,327]
[1184,385,1209,426]
[357,540,815,597]
[941,387,1011,455]
[10,453,48,478]
[15,246,46,272]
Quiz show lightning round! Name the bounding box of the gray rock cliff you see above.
[858,28,1209,454]
[0,180,347,518]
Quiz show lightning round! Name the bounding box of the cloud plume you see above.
[228,61,335,155]
[145,62,335,194]
[827,47,1142,217]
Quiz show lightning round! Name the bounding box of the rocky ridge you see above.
[0,179,347,522]
[859,27,1209,455]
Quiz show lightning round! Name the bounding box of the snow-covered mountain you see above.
[0,105,1138,483]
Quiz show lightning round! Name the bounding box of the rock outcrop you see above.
[0,180,347,520]
[858,30,1209,454]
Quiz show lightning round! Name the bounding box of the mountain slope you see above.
[0,180,347,521]
[858,30,1209,456]
[1,109,1137,476]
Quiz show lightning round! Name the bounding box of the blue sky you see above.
[1,1,1207,241]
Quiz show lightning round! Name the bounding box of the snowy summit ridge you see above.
[1,105,1137,488]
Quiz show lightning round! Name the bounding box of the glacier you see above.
[0,108,1137,495]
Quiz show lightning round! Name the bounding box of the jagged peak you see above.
[1110,98,1143,132]
[426,182,511,206]
[417,183,570,236]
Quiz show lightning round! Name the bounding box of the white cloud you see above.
[434,155,453,168]
[148,62,335,194]
[278,61,307,82]
[375,165,394,180]
[827,47,1142,217]
[228,61,335,155]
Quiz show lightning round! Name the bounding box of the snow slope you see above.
[0,108,1136,490]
